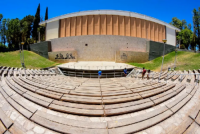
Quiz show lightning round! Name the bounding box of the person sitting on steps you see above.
[124,68,127,77]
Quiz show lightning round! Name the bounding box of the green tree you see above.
[190,33,197,47]
[38,16,45,41]
[0,14,3,31]
[188,23,192,30]
[32,3,40,42]
[20,15,34,39]
[182,20,187,29]
[170,17,188,47]
[0,42,8,52]
[1,19,7,45]
[170,17,182,30]
[21,21,29,41]
[170,17,188,30]
[6,18,21,50]
[5,19,10,44]
[45,7,48,20]
[37,7,49,42]
[193,8,200,45]
[20,15,34,50]
[0,14,3,22]
[0,14,3,43]
[20,15,34,42]
[181,29,193,48]
[198,7,200,44]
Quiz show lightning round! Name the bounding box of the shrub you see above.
[0,43,9,52]
[180,44,186,49]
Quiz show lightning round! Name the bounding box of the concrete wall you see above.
[50,35,148,61]
[48,50,77,63]
[166,27,176,46]
[29,35,175,62]
[46,20,59,40]
[148,41,175,61]
[115,50,149,63]
[29,41,51,59]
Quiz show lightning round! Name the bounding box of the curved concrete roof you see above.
[39,10,180,31]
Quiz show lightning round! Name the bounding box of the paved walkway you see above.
[57,61,134,70]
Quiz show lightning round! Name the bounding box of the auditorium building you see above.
[31,10,180,63]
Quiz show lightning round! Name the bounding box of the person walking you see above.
[142,67,146,79]
[98,69,102,79]
[123,68,127,77]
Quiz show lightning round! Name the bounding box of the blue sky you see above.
[0,0,199,26]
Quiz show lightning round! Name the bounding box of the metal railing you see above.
[62,70,131,78]
[126,69,135,77]
[56,67,64,75]
[59,65,132,70]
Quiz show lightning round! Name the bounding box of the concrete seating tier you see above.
[133,68,200,85]
[0,67,200,134]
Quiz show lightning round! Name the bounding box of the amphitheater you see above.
[0,66,200,134]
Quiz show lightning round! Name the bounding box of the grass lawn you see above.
[0,50,59,69]
[129,51,200,72]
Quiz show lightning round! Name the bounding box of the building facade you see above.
[38,10,180,63]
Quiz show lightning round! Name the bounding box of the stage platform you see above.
[57,61,134,70]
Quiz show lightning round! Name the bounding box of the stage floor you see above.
[57,61,134,70]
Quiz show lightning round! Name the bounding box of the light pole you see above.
[19,42,23,66]
[158,39,167,82]
[174,49,177,70]
[21,42,25,68]
[21,42,27,77]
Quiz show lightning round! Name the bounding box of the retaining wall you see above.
[29,41,51,59]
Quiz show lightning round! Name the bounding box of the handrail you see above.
[126,68,135,77]
[59,65,133,70]
[61,70,130,78]
[62,70,131,75]
[57,67,64,75]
